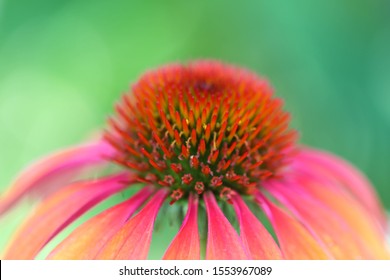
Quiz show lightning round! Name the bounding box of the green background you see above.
[0,0,389,257]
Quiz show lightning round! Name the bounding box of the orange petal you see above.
[256,193,330,259]
[231,194,282,259]
[0,141,114,215]
[96,189,168,259]
[3,172,129,259]
[297,148,386,229]
[293,174,390,259]
[163,193,200,260]
[47,187,152,259]
[204,191,249,260]
[266,181,372,259]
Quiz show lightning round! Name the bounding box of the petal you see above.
[292,174,390,259]
[204,191,249,260]
[163,193,200,260]
[0,140,114,215]
[47,187,152,260]
[96,189,168,260]
[296,148,386,228]
[265,181,373,259]
[3,172,130,259]
[231,194,282,260]
[255,193,330,259]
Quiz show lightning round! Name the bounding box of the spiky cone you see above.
[1,61,389,260]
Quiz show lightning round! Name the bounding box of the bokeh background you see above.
[0,0,389,257]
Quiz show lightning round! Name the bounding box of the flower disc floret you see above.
[105,61,297,202]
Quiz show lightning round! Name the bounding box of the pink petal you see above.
[255,193,330,259]
[265,181,373,259]
[3,172,130,259]
[47,187,152,260]
[296,148,386,228]
[204,191,249,260]
[231,194,282,260]
[290,173,390,259]
[96,189,168,260]
[163,193,200,260]
[0,140,114,215]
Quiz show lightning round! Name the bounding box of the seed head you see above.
[105,61,297,202]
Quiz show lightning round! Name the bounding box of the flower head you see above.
[1,61,389,260]
[104,61,296,203]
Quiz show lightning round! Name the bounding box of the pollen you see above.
[104,61,297,202]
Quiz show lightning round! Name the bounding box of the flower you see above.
[1,61,389,260]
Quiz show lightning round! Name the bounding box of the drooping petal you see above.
[96,189,168,260]
[255,193,330,259]
[291,173,390,259]
[231,194,282,260]
[163,193,200,260]
[265,181,373,259]
[3,172,130,259]
[296,148,386,228]
[47,187,153,260]
[0,140,114,215]
[204,191,249,260]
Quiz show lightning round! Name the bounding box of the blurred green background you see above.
[0,0,389,256]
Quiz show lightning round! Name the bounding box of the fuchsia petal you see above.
[0,141,114,215]
[204,192,249,260]
[296,148,386,228]
[47,187,152,260]
[163,194,200,260]
[3,172,130,259]
[96,189,168,260]
[265,181,373,259]
[256,193,330,259]
[231,194,282,260]
[290,172,390,259]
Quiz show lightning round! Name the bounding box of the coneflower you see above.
[1,61,389,259]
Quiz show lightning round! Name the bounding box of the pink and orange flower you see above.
[1,61,389,259]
